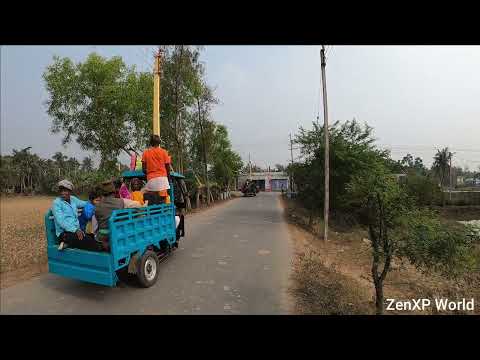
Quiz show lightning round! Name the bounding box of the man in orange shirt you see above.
[142,135,171,204]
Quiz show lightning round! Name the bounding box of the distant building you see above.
[237,171,289,192]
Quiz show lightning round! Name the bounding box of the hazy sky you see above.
[1,45,479,170]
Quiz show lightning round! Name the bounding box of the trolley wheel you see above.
[136,250,159,288]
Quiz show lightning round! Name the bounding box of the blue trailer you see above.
[45,171,186,288]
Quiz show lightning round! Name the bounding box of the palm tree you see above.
[52,152,67,177]
[433,147,454,206]
[433,148,453,188]
[81,156,94,172]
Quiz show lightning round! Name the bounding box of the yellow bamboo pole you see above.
[153,50,161,136]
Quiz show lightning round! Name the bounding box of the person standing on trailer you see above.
[142,134,172,205]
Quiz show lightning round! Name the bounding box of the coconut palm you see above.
[433,147,454,189]
[81,156,94,172]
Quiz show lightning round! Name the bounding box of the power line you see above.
[378,143,480,152]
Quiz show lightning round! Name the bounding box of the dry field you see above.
[283,197,480,315]
[1,196,54,287]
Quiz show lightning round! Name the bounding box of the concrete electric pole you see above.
[289,133,294,193]
[320,45,330,242]
[249,153,252,179]
[153,49,162,136]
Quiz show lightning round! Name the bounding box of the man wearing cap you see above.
[95,180,141,251]
[52,180,101,251]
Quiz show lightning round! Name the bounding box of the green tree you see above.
[433,147,453,188]
[400,153,428,176]
[11,147,41,193]
[413,157,427,175]
[192,78,218,204]
[81,156,94,172]
[160,46,203,173]
[346,167,476,314]
[291,119,392,223]
[433,147,454,206]
[211,125,243,191]
[404,174,442,206]
[401,153,414,168]
[43,53,153,173]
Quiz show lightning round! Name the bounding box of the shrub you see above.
[404,174,442,206]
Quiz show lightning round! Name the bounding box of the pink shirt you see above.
[119,183,132,200]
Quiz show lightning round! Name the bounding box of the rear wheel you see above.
[136,250,159,288]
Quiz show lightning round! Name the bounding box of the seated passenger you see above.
[79,189,101,235]
[143,191,164,205]
[95,180,141,251]
[130,178,145,206]
[52,180,101,252]
[114,178,132,200]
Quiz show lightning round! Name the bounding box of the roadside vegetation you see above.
[1,46,243,206]
[287,119,480,314]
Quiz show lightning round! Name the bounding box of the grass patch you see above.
[292,249,373,315]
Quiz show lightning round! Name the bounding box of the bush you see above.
[398,210,478,278]
[404,174,442,206]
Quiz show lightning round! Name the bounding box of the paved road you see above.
[1,192,293,314]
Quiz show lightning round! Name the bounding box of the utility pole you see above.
[449,154,452,201]
[153,49,162,136]
[320,45,330,242]
[249,153,252,179]
[289,133,294,192]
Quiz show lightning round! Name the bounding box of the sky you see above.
[1,45,479,170]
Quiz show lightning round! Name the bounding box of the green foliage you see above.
[5,47,242,200]
[210,125,243,189]
[346,167,412,239]
[400,153,428,176]
[398,210,478,277]
[43,53,153,171]
[291,119,392,215]
[160,46,204,173]
[0,149,122,195]
[432,147,453,188]
[346,166,477,313]
[404,174,442,206]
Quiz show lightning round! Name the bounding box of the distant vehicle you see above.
[241,181,257,197]
[45,170,186,288]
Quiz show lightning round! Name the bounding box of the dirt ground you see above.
[282,197,480,315]
[1,196,53,288]
[0,195,238,289]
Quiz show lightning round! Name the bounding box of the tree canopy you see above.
[38,47,243,201]
[43,53,153,172]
